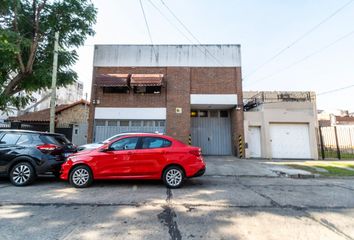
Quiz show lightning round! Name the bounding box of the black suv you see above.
[0,130,77,186]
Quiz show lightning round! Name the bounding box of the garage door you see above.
[94,120,165,142]
[270,123,311,159]
[191,110,232,155]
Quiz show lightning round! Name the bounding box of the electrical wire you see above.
[244,0,354,80]
[139,0,158,59]
[245,29,354,87]
[159,0,225,66]
[317,84,354,96]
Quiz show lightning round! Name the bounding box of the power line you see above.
[317,84,354,96]
[159,0,225,66]
[245,29,354,87]
[139,0,158,59]
[244,0,354,80]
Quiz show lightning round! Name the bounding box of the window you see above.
[40,135,70,146]
[220,111,229,118]
[16,134,32,145]
[134,86,161,94]
[110,137,139,151]
[155,121,165,127]
[143,120,154,127]
[0,133,21,145]
[199,111,208,117]
[131,120,142,127]
[210,111,218,118]
[119,120,129,127]
[96,120,106,126]
[107,120,118,126]
[103,87,129,94]
[141,137,171,149]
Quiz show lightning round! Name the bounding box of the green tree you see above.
[0,0,96,111]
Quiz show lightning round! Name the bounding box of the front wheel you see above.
[69,165,93,188]
[10,162,36,186]
[163,166,184,189]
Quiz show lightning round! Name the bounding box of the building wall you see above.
[57,104,89,126]
[244,102,319,159]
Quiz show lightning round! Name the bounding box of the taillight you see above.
[37,144,60,152]
[189,149,201,157]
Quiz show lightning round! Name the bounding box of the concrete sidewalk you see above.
[204,156,322,178]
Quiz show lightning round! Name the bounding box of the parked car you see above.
[0,130,77,186]
[77,132,162,151]
[60,133,205,188]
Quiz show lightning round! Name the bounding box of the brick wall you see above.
[57,104,89,126]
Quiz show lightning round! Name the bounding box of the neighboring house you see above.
[243,91,318,159]
[8,99,89,128]
[318,109,354,126]
[0,80,84,122]
[88,44,244,156]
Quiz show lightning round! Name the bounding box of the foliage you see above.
[0,0,97,111]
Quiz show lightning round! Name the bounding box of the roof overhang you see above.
[130,74,163,87]
[96,74,129,87]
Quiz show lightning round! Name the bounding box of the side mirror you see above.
[99,144,111,152]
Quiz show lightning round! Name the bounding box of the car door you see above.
[130,137,172,176]
[94,137,139,177]
[0,133,22,172]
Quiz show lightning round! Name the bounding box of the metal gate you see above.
[319,126,354,159]
[191,110,232,155]
[72,124,88,146]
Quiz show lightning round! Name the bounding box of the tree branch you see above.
[12,1,25,73]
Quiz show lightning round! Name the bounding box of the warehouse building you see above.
[88,44,244,156]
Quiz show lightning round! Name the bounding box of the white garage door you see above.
[270,123,311,159]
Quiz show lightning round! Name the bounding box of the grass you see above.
[285,162,354,177]
[321,149,354,159]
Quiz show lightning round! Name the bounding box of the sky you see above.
[73,0,354,112]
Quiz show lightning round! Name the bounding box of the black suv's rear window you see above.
[40,135,70,146]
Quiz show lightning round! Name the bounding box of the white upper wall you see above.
[93,44,241,67]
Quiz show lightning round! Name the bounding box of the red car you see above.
[60,133,205,188]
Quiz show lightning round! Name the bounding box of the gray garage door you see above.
[191,110,232,155]
[94,120,165,142]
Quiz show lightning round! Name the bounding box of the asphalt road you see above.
[1,158,354,240]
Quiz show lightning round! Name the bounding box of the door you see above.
[94,137,139,177]
[191,110,232,155]
[131,137,172,176]
[269,123,311,159]
[248,126,261,158]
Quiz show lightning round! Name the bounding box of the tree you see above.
[0,0,97,111]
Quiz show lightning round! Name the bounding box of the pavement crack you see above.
[303,212,354,240]
[157,188,182,240]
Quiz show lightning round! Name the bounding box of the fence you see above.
[318,126,354,159]
[0,122,73,141]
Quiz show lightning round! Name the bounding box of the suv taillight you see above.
[189,149,201,157]
[37,144,60,152]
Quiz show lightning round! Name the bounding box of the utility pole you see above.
[49,32,59,133]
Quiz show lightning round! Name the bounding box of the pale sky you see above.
[73,0,354,112]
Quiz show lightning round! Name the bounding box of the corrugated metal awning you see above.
[130,74,163,87]
[96,74,129,87]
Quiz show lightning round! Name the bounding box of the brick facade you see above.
[88,66,244,157]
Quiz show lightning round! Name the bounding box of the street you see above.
[1,157,354,240]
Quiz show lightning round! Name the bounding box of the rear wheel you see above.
[10,162,36,186]
[69,165,93,188]
[163,166,184,189]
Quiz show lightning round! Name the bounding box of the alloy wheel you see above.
[72,168,90,186]
[12,165,31,185]
[165,169,182,187]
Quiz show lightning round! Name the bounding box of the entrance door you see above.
[248,126,261,158]
[191,110,232,155]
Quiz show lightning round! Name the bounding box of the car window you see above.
[0,133,21,145]
[104,134,127,143]
[16,134,33,145]
[110,137,139,151]
[40,135,70,146]
[141,137,172,149]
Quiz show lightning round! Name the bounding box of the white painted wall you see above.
[190,94,238,106]
[93,45,241,67]
[94,107,166,120]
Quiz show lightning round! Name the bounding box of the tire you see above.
[10,162,36,186]
[69,165,93,188]
[162,166,185,189]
